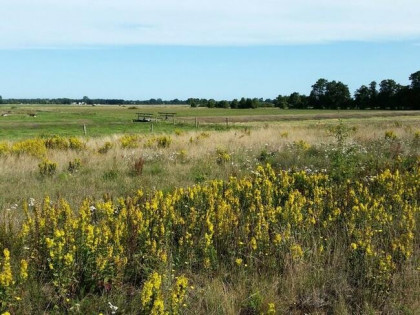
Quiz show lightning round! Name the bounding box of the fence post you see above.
[195,117,198,128]
[83,124,87,135]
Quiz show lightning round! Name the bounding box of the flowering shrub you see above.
[144,136,172,148]
[44,136,70,150]
[384,130,397,140]
[1,163,418,312]
[0,249,28,313]
[11,139,47,158]
[156,135,172,148]
[38,159,57,176]
[216,147,231,164]
[120,135,139,148]
[68,137,85,150]
[140,272,188,314]
[1,137,86,159]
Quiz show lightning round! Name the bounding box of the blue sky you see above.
[0,0,419,100]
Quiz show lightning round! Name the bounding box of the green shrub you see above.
[216,148,231,165]
[102,170,118,180]
[156,136,172,148]
[68,158,81,173]
[38,159,57,176]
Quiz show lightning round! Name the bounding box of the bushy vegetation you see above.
[1,162,419,313]
[0,118,419,314]
[1,136,85,158]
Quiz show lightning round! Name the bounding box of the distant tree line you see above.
[189,70,419,110]
[0,96,188,106]
[1,70,419,110]
[186,97,274,109]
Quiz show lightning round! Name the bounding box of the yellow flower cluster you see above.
[144,135,172,148]
[139,272,188,315]
[44,135,85,150]
[0,142,8,155]
[11,138,47,158]
[346,169,418,287]
[0,136,85,159]
[170,275,188,314]
[2,163,416,310]
[216,147,231,164]
[0,249,28,313]
[0,249,13,287]
[140,272,165,314]
[120,134,140,148]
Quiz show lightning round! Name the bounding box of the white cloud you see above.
[1,0,420,48]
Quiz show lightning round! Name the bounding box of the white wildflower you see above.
[28,198,35,207]
[108,301,118,314]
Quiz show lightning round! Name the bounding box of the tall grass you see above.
[0,119,419,313]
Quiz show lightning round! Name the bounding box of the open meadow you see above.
[0,105,419,314]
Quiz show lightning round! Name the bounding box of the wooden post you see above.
[195,117,198,129]
[83,124,87,135]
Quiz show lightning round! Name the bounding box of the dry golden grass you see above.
[0,116,419,314]
[1,118,418,212]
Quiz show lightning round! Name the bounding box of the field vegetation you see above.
[0,106,419,314]
[1,104,419,140]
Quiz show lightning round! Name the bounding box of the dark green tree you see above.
[409,70,420,89]
[217,100,230,108]
[354,85,370,109]
[379,79,401,109]
[187,98,198,107]
[324,81,351,109]
[274,95,288,109]
[251,98,259,108]
[239,97,247,109]
[368,81,378,108]
[409,70,420,109]
[231,99,239,109]
[207,99,216,108]
[199,99,208,107]
[309,78,328,109]
[288,92,304,109]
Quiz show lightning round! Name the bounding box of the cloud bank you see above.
[1,0,420,48]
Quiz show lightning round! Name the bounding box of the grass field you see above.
[0,105,419,314]
[1,104,419,140]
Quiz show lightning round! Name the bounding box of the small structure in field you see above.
[28,113,37,117]
[133,113,153,122]
[158,112,176,120]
